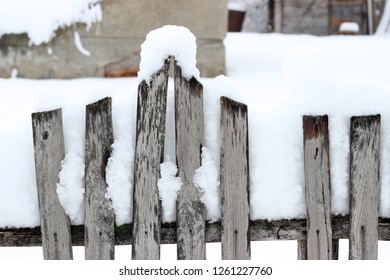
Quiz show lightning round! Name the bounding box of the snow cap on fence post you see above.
[137,25,200,83]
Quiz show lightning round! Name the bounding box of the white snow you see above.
[137,25,200,83]
[0,0,102,45]
[228,3,247,12]
[194,148,221,222]
[57,153,85,225]
[158,162,182,223]
[74,31,91,56]
[10,69,18,79]
[1,31,390,228]
[105,95,136,226]
[339,22,360,33]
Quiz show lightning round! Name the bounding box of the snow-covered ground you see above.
[1,28,390,259]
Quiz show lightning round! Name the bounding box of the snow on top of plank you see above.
[138,25,200,83]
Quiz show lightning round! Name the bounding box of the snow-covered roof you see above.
[0,0,102,45]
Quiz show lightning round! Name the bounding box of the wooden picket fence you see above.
[1,57,390,260]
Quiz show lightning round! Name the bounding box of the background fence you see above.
[1,57,389,260]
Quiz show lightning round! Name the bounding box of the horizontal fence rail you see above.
[2,216,390,246]
[0,57,388,260]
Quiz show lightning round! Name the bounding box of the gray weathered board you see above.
[303,116,332,260]
[349,115,381,260]
[132,60,169,260]
[84,97,115,260]
[220,97,250,260]
[175,62,206,260]
[32,109,73,260]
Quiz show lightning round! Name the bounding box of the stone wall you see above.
[0,0,228,79]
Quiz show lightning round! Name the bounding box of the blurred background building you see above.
[0,0,387,79]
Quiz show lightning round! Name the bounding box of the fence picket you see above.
[349,115,381,260]
[303,116,332,260]
[84,97,115,260]
[32,109,73,260]
[175,62,206,260]
[132,60,170,260]
[220,97,250,260]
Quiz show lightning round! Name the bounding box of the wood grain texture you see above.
[132,60,169,260]
[84,97,115,260]
[174,62,206,260]
[349,115,381,260]
[303,116,332,259]
[31,109,73,260]
[3,216,390,248]
[220,97,250,260]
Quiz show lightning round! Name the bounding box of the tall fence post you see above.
[132,60,169,260]
[220,97,250,260]
[84,97,115,260]
[303,115,332,260]
[32,109,73,260]
[349,115,380,260]
[175,62,206,260]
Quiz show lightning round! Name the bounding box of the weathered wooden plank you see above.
[31,109,73,260]
[84,97,115,260]
[174,62,206,260]
[132,60,170,260]
[220,97,250,260]
[349,115,381,260]
[303,115,332,259]
[3,216,390,247]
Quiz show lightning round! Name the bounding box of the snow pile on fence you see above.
[137,25,200,83]
[0,0,102,45]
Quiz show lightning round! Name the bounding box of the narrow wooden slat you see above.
[132,60,169,260]
[32,109,73,260]
[174,62,206,260]
[220,97,250,260]
[303,115,332,259]
[349,115,381,260]
[84,97,115,260]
